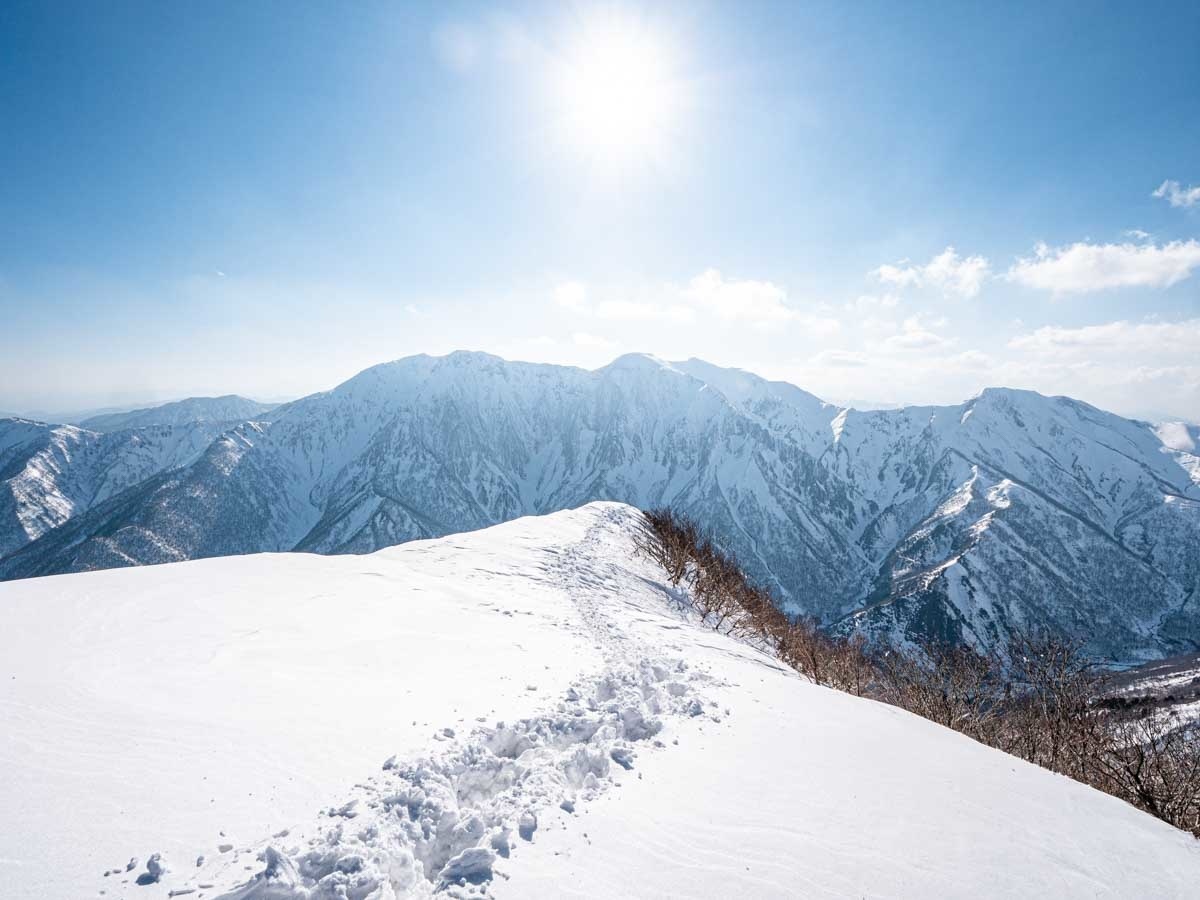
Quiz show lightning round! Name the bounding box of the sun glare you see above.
[555,15,682,165]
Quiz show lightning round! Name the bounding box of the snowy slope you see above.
[78,396,274,432]
[1102,650,1200,734]
[1157,421,1200,487]
[1,503,1198,900]
[2,352,1197,661]
[0,418,233,559]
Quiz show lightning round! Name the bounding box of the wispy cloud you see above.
[1006,240,1200,293]
[594,299,694,323]
[809,349,868,368]
[552,270,837,331]
[1153,180,1200,208]
[1001,318,1200,417]
[790,334,1196,422]
[874,247,990,299]
[1008,318,1200,355]
[551,279,692,323]
[844,293,900,313]
[883,315,953,350]
[681,269,793,323]
[572,332,617,348]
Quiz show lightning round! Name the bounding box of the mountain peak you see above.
[4,352,1198,664]
[600,352,681,374]
[441,349,507,365]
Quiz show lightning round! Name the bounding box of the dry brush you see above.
[635,507,1200,839]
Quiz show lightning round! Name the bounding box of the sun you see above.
[554,13,683,165]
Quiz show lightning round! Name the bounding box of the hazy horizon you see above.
[3,348,1196,426]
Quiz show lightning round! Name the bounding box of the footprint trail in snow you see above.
[191,507,724,899]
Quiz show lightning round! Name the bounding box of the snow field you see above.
[3,502,1200,899]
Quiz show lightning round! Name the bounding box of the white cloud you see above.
[1006,239,1200,293]
[552,281,589,311]
[1153,180,1200,208]
[883,316,953,350]
[874,246,991,299]
[552,269,834,331]
[682,269,796,323]
[785,332,1198,422]
[1008,318,1200,355]
[552,279,692,323]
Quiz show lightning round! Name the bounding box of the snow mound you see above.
[2,502,1199,899]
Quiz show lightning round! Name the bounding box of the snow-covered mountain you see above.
[0,418,233,559]
[78,394,273,432]
[1,351,1197,661]
[1102,650,1200,734]
[3,503,1199,900]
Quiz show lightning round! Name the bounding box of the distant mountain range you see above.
[77,395,274,432]
[3,394,273,429]
[1,353,1197,662]
[0,417,234,559]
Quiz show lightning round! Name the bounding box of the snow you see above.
[5,353,1199,664]
[1156,422,1200,487]
[0,512,606,898]
[78,397,274,433]
[3,502,1200,899]
[0,418,230,557]
[1156,421,1198,455]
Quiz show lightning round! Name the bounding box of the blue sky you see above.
[2,1,1198,419]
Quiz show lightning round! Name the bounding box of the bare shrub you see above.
[876,641,1006,743]
[1093,719,1200,837]
[998,633,1109,779]
[634,507,1200,839]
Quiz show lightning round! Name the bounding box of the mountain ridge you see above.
[1,351,1197,662]
[0,418,236,559]
[78,394,274,431]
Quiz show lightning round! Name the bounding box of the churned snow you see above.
[2,503,1199,899]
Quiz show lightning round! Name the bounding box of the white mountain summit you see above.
[1,351,1197,662]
